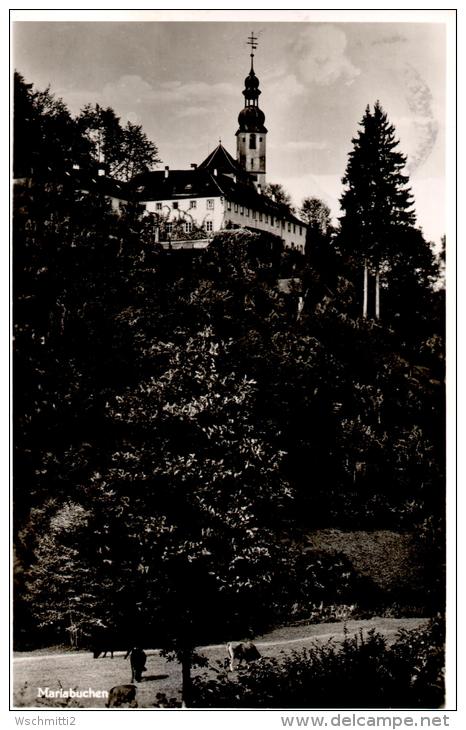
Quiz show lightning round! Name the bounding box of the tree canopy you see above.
[339,101,416,267]
[78,104,161,180]
[338,101,437,323]
[264,183,295,212]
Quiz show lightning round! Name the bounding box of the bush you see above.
[190,617,444,708]
[287,549,382,621]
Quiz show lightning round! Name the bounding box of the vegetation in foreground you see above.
[13,618,436,709]
[191,619,445,709]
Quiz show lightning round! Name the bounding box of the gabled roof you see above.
[198,143,247,180]
[130,169,225,201]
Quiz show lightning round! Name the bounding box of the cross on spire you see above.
[247,31,258,70]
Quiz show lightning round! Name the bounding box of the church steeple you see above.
[236,32,267,188]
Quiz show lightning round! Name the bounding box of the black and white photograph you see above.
[11,8,455,715]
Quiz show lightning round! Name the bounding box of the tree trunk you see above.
[375,268,380,319]
[363,261,368,318]
[181,647,192,708]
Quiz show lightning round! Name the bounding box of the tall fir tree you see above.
[339,101,416,319]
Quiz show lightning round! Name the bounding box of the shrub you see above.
[190,617,444,708]
[288,549,382,621]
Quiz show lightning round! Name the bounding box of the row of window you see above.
[164,221,213,234]
[155,199,215,211]
[225,200,302,236]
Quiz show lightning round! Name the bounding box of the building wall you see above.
[140,194,306,251]
[224,198,306,252]
[142,195,225,233]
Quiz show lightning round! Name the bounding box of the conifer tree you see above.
[339,102,416,319]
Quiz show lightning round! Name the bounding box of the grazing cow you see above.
[91,625,117,659]
[125,647,147,682]
[227,641,261,672]
[93,647,114,659]
[105,684,138,708]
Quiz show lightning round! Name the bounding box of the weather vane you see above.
[247,31,258,57]
[247,31,258,71]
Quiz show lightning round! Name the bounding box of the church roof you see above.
[198,143,247,179]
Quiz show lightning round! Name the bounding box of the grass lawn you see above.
[13,617,428,709]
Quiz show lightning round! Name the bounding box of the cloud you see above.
[101,74,237,108]
[265,73,305,98]
[177,106,210,118]
[371,34,407,46]
[402,64,439,172]
[273,140,328,152]
[293,26,360,87]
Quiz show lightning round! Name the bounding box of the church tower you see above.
[236,33,267,189]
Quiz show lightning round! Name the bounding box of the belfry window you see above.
[249,134,256,149]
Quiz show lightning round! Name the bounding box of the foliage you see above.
[300,197,332,230]
[288,550,380,619]
[19,306,294,702]
[337,102,440,327]
[264,183,295,212]
[190,618,445,708]
[77,104,160,180]
[339,101,416,268]
[13,71,87,178]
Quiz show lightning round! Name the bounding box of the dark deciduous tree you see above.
[78,104,160,180]
[264,183,295,212]
[23,327,293,705]
[13,72,86,178]
[118,121,161,181]
[300,197,332,236]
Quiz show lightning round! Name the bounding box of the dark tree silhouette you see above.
[339,101,416,319]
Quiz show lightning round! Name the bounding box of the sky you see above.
[13,15,449,245]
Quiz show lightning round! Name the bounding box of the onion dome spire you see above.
[243,32,261,107]
[237,31,267,133]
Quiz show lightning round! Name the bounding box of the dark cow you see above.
[91,625,117,659]
[125,647,147,682]
[227,641,261,671]
[105,684,138,708]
